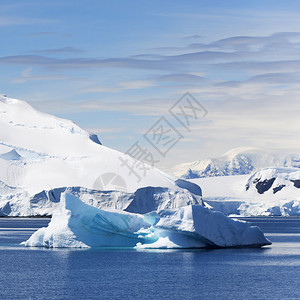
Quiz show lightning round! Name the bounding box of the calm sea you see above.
[0,217,299,300]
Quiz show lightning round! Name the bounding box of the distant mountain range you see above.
[172,147,300,179]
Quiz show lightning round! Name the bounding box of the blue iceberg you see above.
[22,193,271,249]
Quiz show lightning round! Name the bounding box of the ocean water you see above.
[0,217,299,300]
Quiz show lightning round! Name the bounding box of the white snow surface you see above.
[0,95,201,216]
[191,168,300,216]
[241,167,300,216]
[22,193,271,248]
[173,147,300,178]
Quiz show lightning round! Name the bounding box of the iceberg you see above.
[22,193,271,249]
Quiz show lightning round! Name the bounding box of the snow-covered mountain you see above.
[240,167,300,216]
[0,95,201,216]
[172,147,300,179]
[191,168,300,216]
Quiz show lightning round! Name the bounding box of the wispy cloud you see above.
[12,67,80,83]
[189,32,300,51]
[0,55,178,71]
[1,32,300,74]
[28,47,84,55]
[158,73,205,83]
[217,72,300,87]
[118,80,155,89]
[182,34,203,40]
[79,80,156,94]
[31,97,174,116]
[28,31,58,37]
[2,30,300,164]
[84,127,125,134]
[0,16,58,27]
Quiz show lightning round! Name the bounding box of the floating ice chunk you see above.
[22,193,271,249]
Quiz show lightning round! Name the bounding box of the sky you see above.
[1,0,300,171]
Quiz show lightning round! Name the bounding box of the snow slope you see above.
[22,193,270,248]
[0,95,201,216]
[241,168,300,216]
[191,168,300,216]
[173,147,300,179]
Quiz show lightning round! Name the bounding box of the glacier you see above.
[0,95,178,196]
[0,183,202,217]
[0,95,202,216]
[22,193,271,249]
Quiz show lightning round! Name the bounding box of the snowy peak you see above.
[245,167,300,195]
[1,95,80,133]
[0,95,101,158]
[173,147,300,178]
[0,95,204,216]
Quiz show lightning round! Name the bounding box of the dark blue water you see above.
[0,217,299,300]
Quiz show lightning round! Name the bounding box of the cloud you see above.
[28,47,84,55]
[75,98,172,115]
[12,67,65,83]
[160,89,300,165]
[216,72,300,87]
[182,34,203,40]
[190,32,300,51]
[1,32,300,76]
[78,86,119,93]
[118,80,155,89]
[0,55,58,65]
[31,97,175,116]
[0,55,178,71]
[28,31,58,37]
[0,16,58,27]
[0,32,299,76]
[158,73,205,83]
[2,31,300,164]
[79,80,156,94]
[215,60,300,74]
[84,127,125,134]
[12,67,81,83]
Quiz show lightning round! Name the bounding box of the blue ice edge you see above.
[21,193,271,249]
